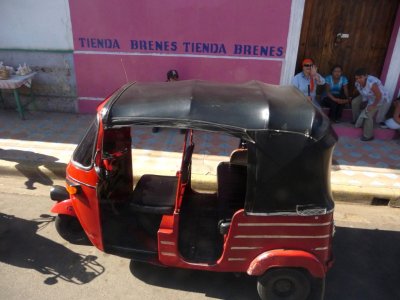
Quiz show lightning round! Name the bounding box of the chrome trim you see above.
[313,247,329,251]
[160,252,176,257]
[231,246,263,250]
[160,241,175,245]
[70,159,94,171]
[234,234,330,239]
[228,258,247,261]
[67,175,96,189]
[246,212,299,217]
[246,208,334,217]
[238,222,332,227]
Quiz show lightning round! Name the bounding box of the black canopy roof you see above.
[102,80,327,141]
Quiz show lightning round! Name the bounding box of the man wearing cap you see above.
[167,69,179,82]
[152,69,180,133]
[292,59,325,107]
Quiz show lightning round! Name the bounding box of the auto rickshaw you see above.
[50,80,337,300]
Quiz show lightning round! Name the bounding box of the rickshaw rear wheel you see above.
[257,268,311,300]
[55,215,90,245]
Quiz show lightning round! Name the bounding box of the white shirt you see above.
[292,72,325,104]
[355,75,389,105]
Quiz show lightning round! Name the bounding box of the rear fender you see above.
[51,199,76,217]
[247,249,325,278]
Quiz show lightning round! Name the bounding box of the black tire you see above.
[257,268,311,300]
[55,214,90,245]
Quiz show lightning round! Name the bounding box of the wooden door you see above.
[297,0,399,94]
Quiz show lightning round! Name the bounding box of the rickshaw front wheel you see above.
[55,215,89,245]
[257,268,311,300]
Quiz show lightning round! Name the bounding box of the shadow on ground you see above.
[130,261,259,300]
[0,213,104,285]
[325,226,400,300]
[0,149,66,188]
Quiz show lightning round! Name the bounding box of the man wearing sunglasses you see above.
[292,58,325,107]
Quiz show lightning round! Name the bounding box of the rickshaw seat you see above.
[130,174,178,214]
[229,149,248,166]
[217,162,247,219]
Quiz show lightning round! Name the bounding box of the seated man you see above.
[352,68,390,141]
[292,58,325,107]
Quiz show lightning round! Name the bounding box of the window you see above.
[72,118,98,168]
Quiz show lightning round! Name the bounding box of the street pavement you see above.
[0,109,399,206]
[1,175,399,300]
[1,108,400,300]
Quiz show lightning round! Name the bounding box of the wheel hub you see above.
[273,278,295,297]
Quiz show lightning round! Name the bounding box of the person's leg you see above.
[376,101,391,123]
[335,103,344,121]
[355,109,365,128]
[325,99,339,121]
[351,95,363,123]
[321,97,334,119]
[362,106,378,140]
[334,94,347,121]
[328,100,342,121]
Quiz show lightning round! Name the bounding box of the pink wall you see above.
[68,0,291,113]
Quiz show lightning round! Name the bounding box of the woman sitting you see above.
[321,65,351,123]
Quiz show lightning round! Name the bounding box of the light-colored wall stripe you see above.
[75,50,284,62]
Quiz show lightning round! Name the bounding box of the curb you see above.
[332,184,400,204]
[1,159,399,206]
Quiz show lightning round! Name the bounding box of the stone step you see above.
[332,122,399,140]
[322,107,352,121]
[322,107,399,140]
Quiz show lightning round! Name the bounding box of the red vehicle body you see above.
[50,80,337,300]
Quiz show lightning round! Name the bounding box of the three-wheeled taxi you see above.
[50,80,337,300]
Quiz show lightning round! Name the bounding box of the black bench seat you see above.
[130,174,178,215]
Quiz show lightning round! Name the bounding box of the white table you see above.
[0,72,36,119]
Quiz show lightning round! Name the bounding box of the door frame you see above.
[280,0,400,100]
[280,0,305,86]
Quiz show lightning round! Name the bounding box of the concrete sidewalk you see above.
[0,109,399,206]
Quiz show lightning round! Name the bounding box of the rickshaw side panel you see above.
[158,214,181,265]
[218,210,334,273]
[156,209,333,275]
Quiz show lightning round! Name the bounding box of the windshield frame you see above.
[71,116,99,170]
